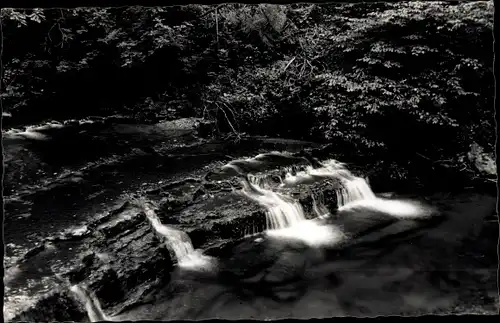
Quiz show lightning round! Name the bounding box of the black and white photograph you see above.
[2,1,497,321]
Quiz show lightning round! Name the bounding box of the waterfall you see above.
[235,156,377,232]
[141,203,213,270]
[143,204,195,260]
[335,176,377,208]
[238,176,345,247]
[231,153,432,247]
[239,175,306,231]
[280,158,376,207]
[311,191,330,219]
[234,162,344,247]
[279,157,432,219]
[70,285,112,322]
[235,154,424,226]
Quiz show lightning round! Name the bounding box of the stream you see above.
[3,117,498,321]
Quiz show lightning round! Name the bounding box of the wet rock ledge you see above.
[7,201,174,321]
[6,148,339,322]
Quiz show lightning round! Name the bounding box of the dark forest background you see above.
[1,1,496,191]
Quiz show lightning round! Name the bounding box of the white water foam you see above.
[338,198,434,219]
[3,121,67,141]
[280,159,352,188]
[177,249,216,272]
[4,128,49,140]
[266,220,346,247]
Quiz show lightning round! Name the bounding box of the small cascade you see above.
[335,176,377,208]
[238,175,306,231]
[279,158,377,207]
[231,152,433,246]
[248,173,285,191]
[303,159,431,219]
[266,200,306,230]
[143,204,195,260]
[70,285,112,322]
[248,174,270,189]
[243,221,262,238]
[238,174,344,247]
[311,191,330,219]
[141,203,213,270]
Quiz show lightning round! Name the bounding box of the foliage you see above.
[1,6,212,124]
[1,2,494,188]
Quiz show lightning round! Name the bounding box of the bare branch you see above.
[283,56,296,72]
[47,23,56,43]
[216,102,239,137]
[221,101,240,132]
[215,7,219,50]
[200,4,227,20]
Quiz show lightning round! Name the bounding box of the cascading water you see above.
[239,175,306,231]
[286,158,431,219]
[70,202,216,323]
[141,203,214,270]
[311,190,330,219]
[236,157,369,231]
[236,154,431,243]
[279,158,376,207]
[143,204,194,260]
[70,285,112,322]
[233,161,345,247]
[335,176,377,207]
[239,174,345,247]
